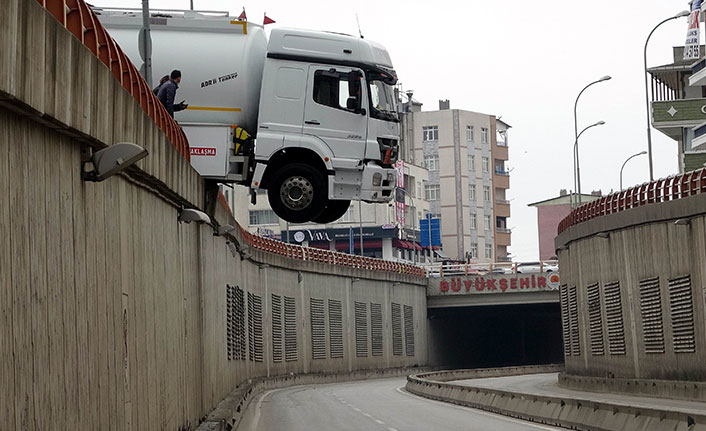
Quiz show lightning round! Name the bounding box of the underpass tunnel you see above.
[427,303,563,369]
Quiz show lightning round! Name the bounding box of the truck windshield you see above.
[368,78,399,122]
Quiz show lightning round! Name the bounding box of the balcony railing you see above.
[496,140,508,147]
[494,168,510,176]
[495,199,510,205]
[496,227,511,234]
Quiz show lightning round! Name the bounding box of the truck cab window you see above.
[367,71,398,122]
[313,70,359,112]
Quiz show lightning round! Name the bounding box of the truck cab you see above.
[95,9,399,224]
[253,28,399,223]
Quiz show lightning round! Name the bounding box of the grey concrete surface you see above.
[239,377,565,431]
[451,373,706,416]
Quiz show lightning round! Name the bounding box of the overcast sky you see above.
[98,0,693,261]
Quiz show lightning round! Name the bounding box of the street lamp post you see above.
[574,120,606,205]
[574,76,611,208]
[620,151,648,190]
[644,10,690,181]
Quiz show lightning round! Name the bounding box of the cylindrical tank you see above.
[97,9,267,134]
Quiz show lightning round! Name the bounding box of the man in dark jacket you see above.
[157,70,188,118]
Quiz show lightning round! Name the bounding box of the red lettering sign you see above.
[437,275,554,294]
[538,276,547,288]
[499,279,508,292]
[440,281,449,292]
[520,278,530,289]
[451,279,461,292]
[190,147,217,156]
[463,280,473,292]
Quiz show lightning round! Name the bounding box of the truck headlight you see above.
[372,173,383,187]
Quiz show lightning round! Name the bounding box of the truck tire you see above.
[312,199,351,224]
[268,163,326,223]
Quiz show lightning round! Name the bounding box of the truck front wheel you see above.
[312,199,351,224]
[268,163,326,224]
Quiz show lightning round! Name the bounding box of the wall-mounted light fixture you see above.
[214,224,235,236]
[81,142,147,182]
[674,218,691,226]
[596,232,610,239]
[178,208,211,224]
[351,277,361,283]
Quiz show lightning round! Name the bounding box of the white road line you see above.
[388,428,399,431]
[395,386,562,431]
[362,412,372,418]
[374,419,385,424]
[353,407,362,412]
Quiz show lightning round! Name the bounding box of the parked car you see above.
[516,262,558,273]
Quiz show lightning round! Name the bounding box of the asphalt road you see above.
[238,377,565,431]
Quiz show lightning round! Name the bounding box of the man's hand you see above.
[175,100,189,111]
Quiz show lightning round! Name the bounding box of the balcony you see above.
[495,229,511,246]
[493,172,510,189]
[652,98,706,140]
[493,142,508,160]
[494,200,510,218]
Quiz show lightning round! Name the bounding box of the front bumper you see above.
[359,163,396,202]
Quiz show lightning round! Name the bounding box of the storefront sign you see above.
[429,273,559,296]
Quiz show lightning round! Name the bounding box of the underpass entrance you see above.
[427,303,563,369]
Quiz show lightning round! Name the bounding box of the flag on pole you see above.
[238,8,246,20]
[263,13,276,25]
[684,0,702,60]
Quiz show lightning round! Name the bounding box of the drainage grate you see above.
[284,296,298,362]
[587,283,605,356]
[404,305,415,357]
[639,277,665,354]
[310,298,327,360]
[354,301,368,357]
[391,303,403,356]
[328,299,344,358]
[271,294,283,363]
[669,275,695,354]
[604,281,626,356]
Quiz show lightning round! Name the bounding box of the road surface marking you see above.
[395,386,561,431]
[388,428,399,431]
[247,389,276,431]
[375,419,385,424]
[353,407,362,412]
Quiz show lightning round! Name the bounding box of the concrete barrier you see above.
[406,366,706,431]
[559,372,706,403]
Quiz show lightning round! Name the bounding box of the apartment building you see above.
[408,100,511,262]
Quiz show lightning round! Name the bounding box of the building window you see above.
[417,181,422,199]
[340,205,355,222]
[422,126,439,142]
[468,154,475,171]
[470,213,477,229]
[485,244,493,259]
[424,155,439,171]
[425,184,441,201]
[469,184,476,200]
[482,156,489,173]
[483,186,491,201]
[470,243,478,259]
[481,127,488,144]
[484,214,491,230]
[466,125,474,142]
[249,210,279,225]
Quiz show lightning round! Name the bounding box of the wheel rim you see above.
[280,175,314,210]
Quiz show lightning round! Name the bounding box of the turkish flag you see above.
[263,14,275,25]
[238,8,246,20]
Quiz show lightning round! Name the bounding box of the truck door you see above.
[302,66,368,159]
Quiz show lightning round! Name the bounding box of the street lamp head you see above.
[638,151,647,155]
[595,120,606,126]
[599,75,612,82]
[675,10,691,18]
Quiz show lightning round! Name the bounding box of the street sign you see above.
[419,217,441,248]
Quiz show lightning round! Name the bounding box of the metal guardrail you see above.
[558,168,706,234]
[36,0,191,161]
[422,260,558,277]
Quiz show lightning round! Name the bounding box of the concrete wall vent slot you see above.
[669,275,696,353]
[310,298,327,360]
[568,286,581,356]
[371,303,383,356]
[271,294,283,363]
[587,283,605,356]
[247,293,264,362]
[328,299,344,358]
[354,301,369,357]
[391,303,403,356]
[604,281,626,355]
[284,296,298,362]
[226,285,236,361]
[639,277,665,354]
[404,305,415,357]
[560,285,571,356]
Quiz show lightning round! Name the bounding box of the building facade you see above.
[529,191,601,261]
[408,100,511,262]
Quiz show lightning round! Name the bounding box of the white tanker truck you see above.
[96,8,400,224]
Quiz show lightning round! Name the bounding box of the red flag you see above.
[263,13,275,25]
[238,8,246,20]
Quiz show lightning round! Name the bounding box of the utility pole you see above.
[139,0,152,87]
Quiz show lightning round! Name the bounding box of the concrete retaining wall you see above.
[559,372,706,403]
[555,191,706,386]
[0,2,428,430]
[406,366,706,431]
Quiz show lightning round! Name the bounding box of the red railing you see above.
[558,168,706,234]
[36,0,190,161]
[236,224,425,278]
